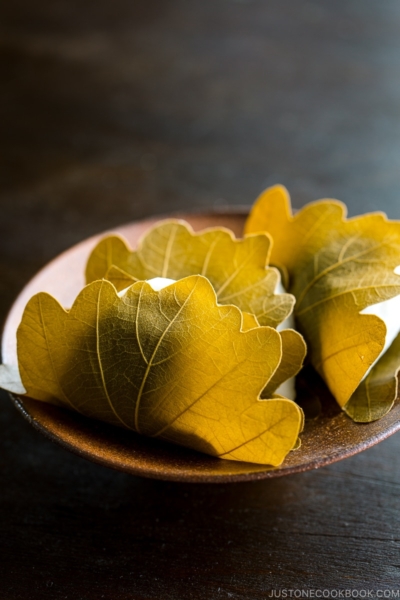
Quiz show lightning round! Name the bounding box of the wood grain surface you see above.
[1,0,400,597]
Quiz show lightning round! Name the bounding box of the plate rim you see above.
[8,392,400,483]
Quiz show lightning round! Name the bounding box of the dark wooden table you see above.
[2,1,400,597]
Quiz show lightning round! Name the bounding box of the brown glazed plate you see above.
[3,209,400,483]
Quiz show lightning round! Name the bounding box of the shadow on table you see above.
[1,389,397,598]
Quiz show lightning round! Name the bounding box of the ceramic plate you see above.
[3,209,400,483]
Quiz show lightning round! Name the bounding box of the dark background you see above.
[1,1,400,597]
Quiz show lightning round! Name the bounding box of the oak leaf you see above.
[2,276,304,465]
[245,185,400,421]
[86,220,295,329]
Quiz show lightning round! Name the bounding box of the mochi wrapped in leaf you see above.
[86,220,302,400]
[0,276,305,466]
[245,184,400,422]
[86,219,295,329]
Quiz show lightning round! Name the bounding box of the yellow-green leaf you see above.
[344,331,400,422]
[261,329,306,399]
[86,219,295,329]
[7,276,304,466]
[245,184,400,420]
[241,312,260,331]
